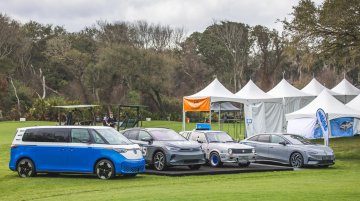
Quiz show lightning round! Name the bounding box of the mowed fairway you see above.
[1,121,360,201]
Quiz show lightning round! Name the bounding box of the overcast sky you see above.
[0,0,320,34]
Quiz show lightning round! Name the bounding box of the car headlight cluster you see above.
[165,146,181,152]
[228,149,233,154]
[113,148,128,153]
[252,148,256,154]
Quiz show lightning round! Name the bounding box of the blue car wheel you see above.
[210,152,223,167]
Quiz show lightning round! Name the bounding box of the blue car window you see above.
[71,129,91,143]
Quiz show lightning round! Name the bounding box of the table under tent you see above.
[331,78,360,103]
[286,89,360,139]
[235,79,282,138]
[346,94,360,135]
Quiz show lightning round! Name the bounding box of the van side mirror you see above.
[279,141,287,146]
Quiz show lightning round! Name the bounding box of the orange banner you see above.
[183,97,211,112]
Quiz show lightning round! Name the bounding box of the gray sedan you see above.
[241,133,335,168]
[122,128,206,171]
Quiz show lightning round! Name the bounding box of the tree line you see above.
[0,0,359,120]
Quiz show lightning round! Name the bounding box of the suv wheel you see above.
[17,158,36,178]
[153,151,166,171]
[210,152,223,167]
[95,159,115,179]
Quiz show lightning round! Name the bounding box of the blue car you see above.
[9,126,145,179]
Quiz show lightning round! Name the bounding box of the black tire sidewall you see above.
[95,159,115,179]
[17,158,36,178]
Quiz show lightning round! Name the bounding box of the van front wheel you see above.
[95,159,115,179]
[17,158,36,178]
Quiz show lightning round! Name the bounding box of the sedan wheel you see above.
[290,152,304,168]
[210,152,223,167]
[153,152,166,171]
[17,158,36,178]
[95,159,115,179]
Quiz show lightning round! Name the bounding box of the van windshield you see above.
[94,128,133,145]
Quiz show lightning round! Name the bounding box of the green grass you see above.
[1,121,360,201]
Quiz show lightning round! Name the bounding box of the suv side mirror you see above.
[141,137,153,143]
[279,141,287,146]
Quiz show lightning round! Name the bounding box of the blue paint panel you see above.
[313,117,354,138]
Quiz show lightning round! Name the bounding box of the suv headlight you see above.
[165,146,181,152]
[228,148,233,154]
[114,148,127,153]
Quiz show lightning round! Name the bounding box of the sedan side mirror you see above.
[197,139,203,144]
[279,141,287,146]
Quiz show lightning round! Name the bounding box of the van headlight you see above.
[228,149,233,154]
[114,148,127,153]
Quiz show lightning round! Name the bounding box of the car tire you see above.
[290,152,304,168]
[153,151,167,171]
[238,162,250,168]
[95,159,115,179]
[209,152,223,167]
[17,158,36,178]
[188,164,201,170]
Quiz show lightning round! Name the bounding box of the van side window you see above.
[89,130,106,144]
[23,128,69,142]
[71,129,91,143]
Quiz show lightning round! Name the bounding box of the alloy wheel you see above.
[154,152,166,171]
[17,159,35,178]
[290,153,304,168]
[96,160,114,179]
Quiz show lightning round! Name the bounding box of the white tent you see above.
[286,90,360,138]
[331,78,360,103]
[185,78,240,102]
[346,94,360,134]
[235,80,282,137]
[302,78,339,96]
[183,78,240,130]
[267,79,314,132]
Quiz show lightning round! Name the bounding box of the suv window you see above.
[138,130,151,140]
[257,134,270,143]
[71,129,91,143]
[23,128,70,142]
[271,135,284,144]
[123,130,139,140]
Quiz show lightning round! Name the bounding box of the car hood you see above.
[211,142,254,149]
[163,141,200,148]
[293,144,334,154]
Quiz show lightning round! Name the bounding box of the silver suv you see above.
[181,130,255,167]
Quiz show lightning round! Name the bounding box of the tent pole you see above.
[218,103,221,130]
[182,111,186,131]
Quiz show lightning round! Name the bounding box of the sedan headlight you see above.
[228,148,233,154]
[113,148,127,153]
[252,148,256,154]
[307,151,318,155]
[165,146,181,152]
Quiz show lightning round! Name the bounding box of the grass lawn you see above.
[0,121,360,201]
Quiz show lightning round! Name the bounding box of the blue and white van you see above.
[9,126,145,179]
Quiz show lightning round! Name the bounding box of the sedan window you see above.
[284,134,314,145]
[206,132,233,143]
[257,134,270,143]
[248,135,259,142]
[271,135,285,144]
